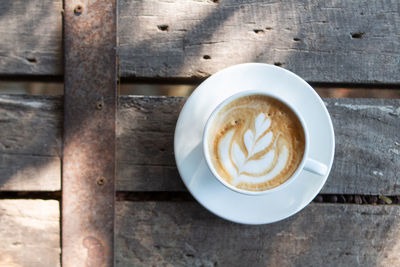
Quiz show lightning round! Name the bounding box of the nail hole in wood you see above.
[274,62,283,67]
[96,177,105,186]
[293,37,301,42]
[203,55,211,60]
[96,101,103,110]
[351,32,365,39]
[26,57,37,63]
[157,25,169,31]
[74,5,83,15]
[253,29,264,34]
[265,27,273,30]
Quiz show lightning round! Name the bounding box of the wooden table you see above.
[1,0,400,266]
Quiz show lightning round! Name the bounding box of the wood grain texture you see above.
[118,0,400,83]
[116,201,400,266]
[2,0,400,83]
[0,200,60,267]
[0,95,62,191]
[1,95,400,194]
[0,0,62,75]
[324,98,400,194]
[117,96,400,194]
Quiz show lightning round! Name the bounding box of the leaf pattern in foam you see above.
[243,130,254,155]
[229,113,275,176]
[253,132,273,155]
[232,142,246,170]
[241,150,275,174]
[255,113,271,139]
[220,130,236,178]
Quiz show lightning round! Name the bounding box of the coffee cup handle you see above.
[304,158,328,176]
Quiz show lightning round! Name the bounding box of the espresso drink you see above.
[207,94,305,191]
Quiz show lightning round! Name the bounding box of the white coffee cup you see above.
[203,90,328,196]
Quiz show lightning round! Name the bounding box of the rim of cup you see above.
[202,89,310,196]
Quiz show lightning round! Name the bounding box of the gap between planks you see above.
[115,193,400,205]
[0,191,398,206]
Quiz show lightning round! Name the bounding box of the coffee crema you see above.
[207,95,305,191]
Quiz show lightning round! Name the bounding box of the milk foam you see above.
[217,113,289,186]
[208,95,305,191]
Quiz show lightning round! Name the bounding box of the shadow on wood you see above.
[116,201,400,266]
[0,95,62,190]
[0,0,62,75]
[1,95,400,194]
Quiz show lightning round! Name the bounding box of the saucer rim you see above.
[174,63,335,224]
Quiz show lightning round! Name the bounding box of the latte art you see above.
[220,113,288,186]
[207,95,305,191]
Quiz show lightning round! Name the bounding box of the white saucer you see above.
[174,63,335,224]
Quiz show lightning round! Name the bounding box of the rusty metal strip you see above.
[63,0,116,266]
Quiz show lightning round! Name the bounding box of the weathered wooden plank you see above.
[2,0,400,83]
[0,95,62,191]
[324,98,400,194]
[116,201,400,266]
[0,0,62,75]
[0,154,60,191]
[117,96,400,194]
[1,95,399,194]
[118,0,400,83]
[0,200,60,267]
